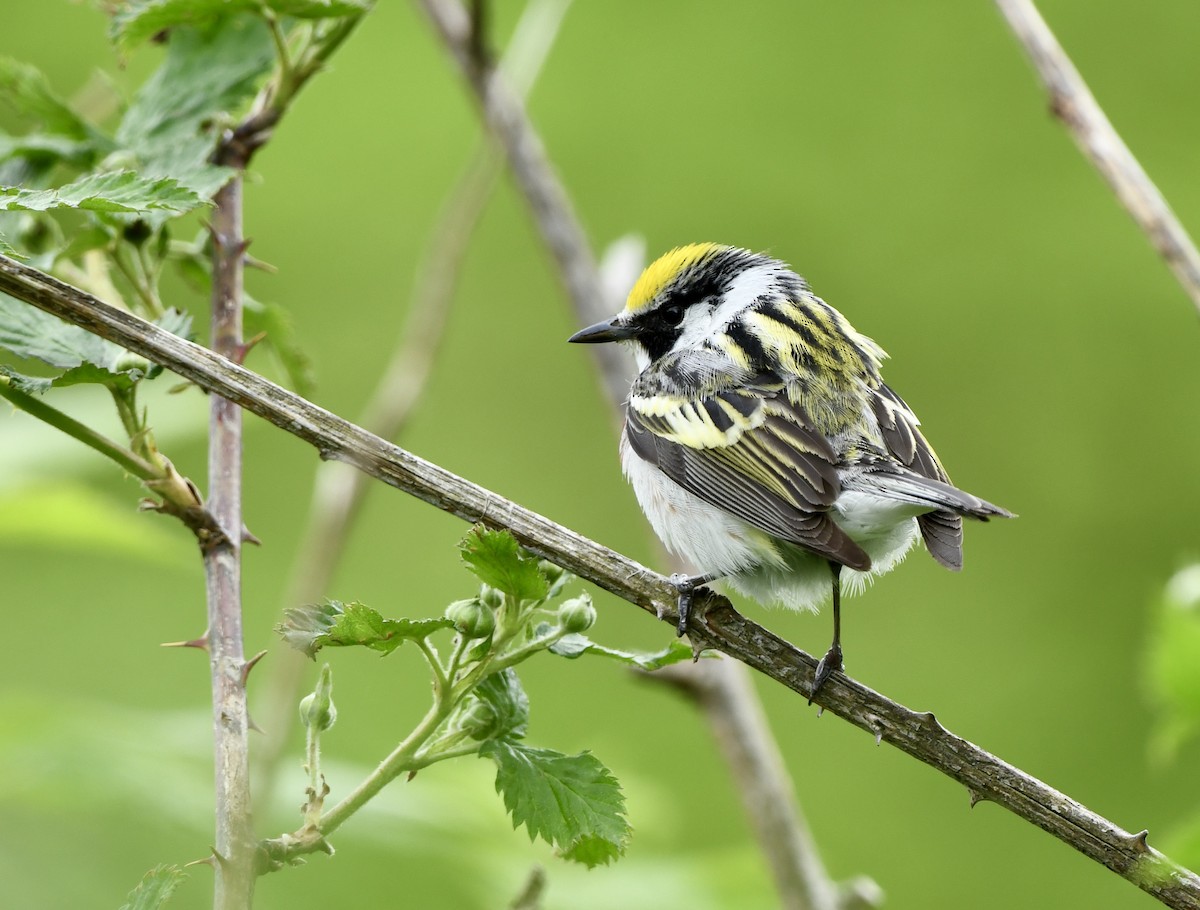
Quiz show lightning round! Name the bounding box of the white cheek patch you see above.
[670,264,781,352]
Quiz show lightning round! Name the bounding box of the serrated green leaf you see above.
[548,635,695,671]
[277,600,453,658]
[112,0,263,50]
[0,297,191,389]
[474,669,529,741]
[116,18,273,201]
[118,865,187,910]
[0,58,101,141]
[460,526,549,604]
[0,171,205,215]
[266,0,372,16]
[1146,565,1200,762]
[481,740,629,867]
[112,0,369,50]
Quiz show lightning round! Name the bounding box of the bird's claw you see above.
[669,573,702,637]
[809,643,843,705]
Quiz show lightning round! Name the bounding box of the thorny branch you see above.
[994,0,1200,316]
[2,254,1198,909]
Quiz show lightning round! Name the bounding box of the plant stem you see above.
[207,173,255,910]
[0,376,158,480]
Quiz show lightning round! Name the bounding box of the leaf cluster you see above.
[275,527,694,869]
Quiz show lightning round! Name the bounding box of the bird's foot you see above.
[669,573,711,637]
[809,643,844,705]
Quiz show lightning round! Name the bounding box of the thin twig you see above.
[650,660,881,910]
[206,173,255,910]
[253,0,574,799]
[414,2,849,905]
[994,0,1200,316]
[3,257,1198,909]
[414,0,635,409]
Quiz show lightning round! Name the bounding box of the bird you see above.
[569,243,1011,698]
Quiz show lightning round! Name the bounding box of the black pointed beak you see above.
[568,317,638,344]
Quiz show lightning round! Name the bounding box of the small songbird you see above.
[569,243,1011,697]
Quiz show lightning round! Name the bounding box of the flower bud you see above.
[557,594,596,634]
[114,351,152,377]
[299,665,337,732]
[445,597,495,640]
[454,697,499,740]
[479,585,504,611]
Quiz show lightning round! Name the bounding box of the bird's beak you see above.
[568,316,638,344]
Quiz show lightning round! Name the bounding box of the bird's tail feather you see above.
[858,470,1013,521]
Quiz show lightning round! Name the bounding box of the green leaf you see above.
[1146,565,1200,762]
[112,0,370,50]
[481,740,629,867]
[0,231,19,258]
[460,526,549,605]
[0,297,191,390]
[0,171,205,215]
[0,58,100,141]
[277,600,453,658]
[549,635,696,671]
[116,18,273,199]
[474,669,529,741]
[118,865,187,910]
[245,295,316,397]
[266,0,372,16]
[0,132,96,167]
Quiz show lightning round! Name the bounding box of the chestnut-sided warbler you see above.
[570,243,1011,696]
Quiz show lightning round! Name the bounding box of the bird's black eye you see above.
[660,304,685,327]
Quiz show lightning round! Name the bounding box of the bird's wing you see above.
[871,383,964,569]
[625,370,871,571]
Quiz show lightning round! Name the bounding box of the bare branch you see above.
[415,0,636,408]
[995,0,1200,315]
[650,659,881,910]
[2,255,1198,909]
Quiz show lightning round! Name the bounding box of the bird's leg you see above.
[669,572,719,636]
[810,562,844,703]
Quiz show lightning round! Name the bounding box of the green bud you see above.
[557,594,596,634]
[445,597,495,640]
[454,697,499,740]
[114,351,152,376]
[122,219,152,247]
[479,585,504,610]
[299,665,337,732]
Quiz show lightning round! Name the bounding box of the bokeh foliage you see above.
[2,2,1200,908]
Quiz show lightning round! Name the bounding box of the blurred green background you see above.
[4,1,1200,908]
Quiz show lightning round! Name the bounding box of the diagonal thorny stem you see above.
[3,257,1199,908]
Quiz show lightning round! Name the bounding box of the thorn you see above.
[967,788,987,808]
[242,524,262,546]
[184,855,216,869]
[241,650,268,685]
[247,712,264,734]
[1130,830,1151,854]
[689,638,705,662]
[875,731,883,746]
[243,252,278,274]
[138,497,164,513]
[407,770,418,782]
[231,332,267,365]
[162,635,209,651]
[209,847,230,869]
[815,706,824,719]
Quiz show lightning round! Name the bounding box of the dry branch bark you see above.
[2,253,1197,909]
